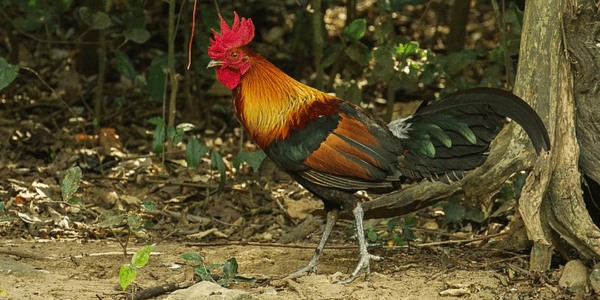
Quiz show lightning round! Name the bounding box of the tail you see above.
[390,87,550,182]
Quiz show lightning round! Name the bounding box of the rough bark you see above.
[568,2,600,185]
[357,0,600,270]
[517,0,600,269]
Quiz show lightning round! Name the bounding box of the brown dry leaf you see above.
[283,196,322,220]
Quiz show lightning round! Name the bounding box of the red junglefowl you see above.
[207,12,550,284]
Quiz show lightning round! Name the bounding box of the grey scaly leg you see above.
[284,209,339,279]
[336,202,382,284]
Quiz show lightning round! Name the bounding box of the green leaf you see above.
[402,217,417,241]
[193,265,212,281]
[223,257,239,278]
[366,224,379,243]
[442,51,477,75]
[217,278,231,287]
[211,151,227,190]
[90,11,111,30]
[0,58,18,92]
[142,200,156,212]
[146,55,167,101]
[114,51,136,81]
[464,208,485,223]
[233,275,257,283]
[147,117,163,126]
[119,265,137,291]
[97,209,126,228]
[61,166,82,201]
[392,233,404,246]
[322,44,344,68]
[131,245,153,268]
[181,252,203,262]
[166,125,176,139]
[343,18,366,42]
[125,28,150,44]
[152,118,166,154]
[0,202,4,212]
[127,214,142,231]
[344,42,370,66]
[371,47,395,83]
[443,199,466,224]
[233,151,267,173]
[395,41,421,61]
[185,137,210,169]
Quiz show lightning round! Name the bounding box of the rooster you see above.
[207,12,550,283]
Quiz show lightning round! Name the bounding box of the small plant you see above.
[0,58,18,92]
[347,216,417,247]
[119,244,154,292]
[387,216,418,247]
[443,197,485,225]
[181,253,256,287]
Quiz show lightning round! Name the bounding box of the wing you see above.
[265,101,403,191]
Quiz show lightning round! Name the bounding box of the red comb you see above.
[208,12,255,60]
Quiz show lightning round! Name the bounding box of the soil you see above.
[1,237,570,300]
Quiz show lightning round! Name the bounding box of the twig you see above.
[184,241,358,250]
[69,251,163,259]
[127,282,193,300]
[414,232,508,248]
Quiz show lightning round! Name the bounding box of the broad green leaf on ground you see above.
[131,245,153,268]
[233,151,267,173]
[211,150,227,190]
[150,117,166,154]
[114,52,136,81]
[186,137,210,169]
[443,199,466,224]
[0,58,18,91]
[119,265,136,291]
[61,166,82,201]
[222,257,239,278]
[97,209,126,228]
[182,252,203,262]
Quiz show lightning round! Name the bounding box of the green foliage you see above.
[141,200,157,212]
[233,151,267,173]
[343,19,367,42]
[185,137,209,169]
[211,150,227,190]
[119,245,154,291]
[182,253,256,287]
[97,209,127,228]
[148,117,166,154]
[387,216,417,246]
[0,58,18,92]
[146,55,168,101]
[114,51,137,81]
[61,166,82,202]
[443,197,485,224]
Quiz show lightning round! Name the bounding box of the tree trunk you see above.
[359,0,600,270]
[516,0,600,270]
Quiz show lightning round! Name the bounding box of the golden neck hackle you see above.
[235,53,333,148]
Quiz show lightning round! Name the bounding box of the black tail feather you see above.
[416,87,551,154]
[397,87,550,182]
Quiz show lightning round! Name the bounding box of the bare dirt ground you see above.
[1,237,571,300]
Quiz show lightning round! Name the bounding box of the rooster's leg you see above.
[336,202,382,284]
[283,209,339,279]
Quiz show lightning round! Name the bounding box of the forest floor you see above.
[0,2,592,299]
[0,238,570,300]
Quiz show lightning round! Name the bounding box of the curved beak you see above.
[207,60,224,69]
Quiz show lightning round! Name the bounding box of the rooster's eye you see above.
[231,52,239,59]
